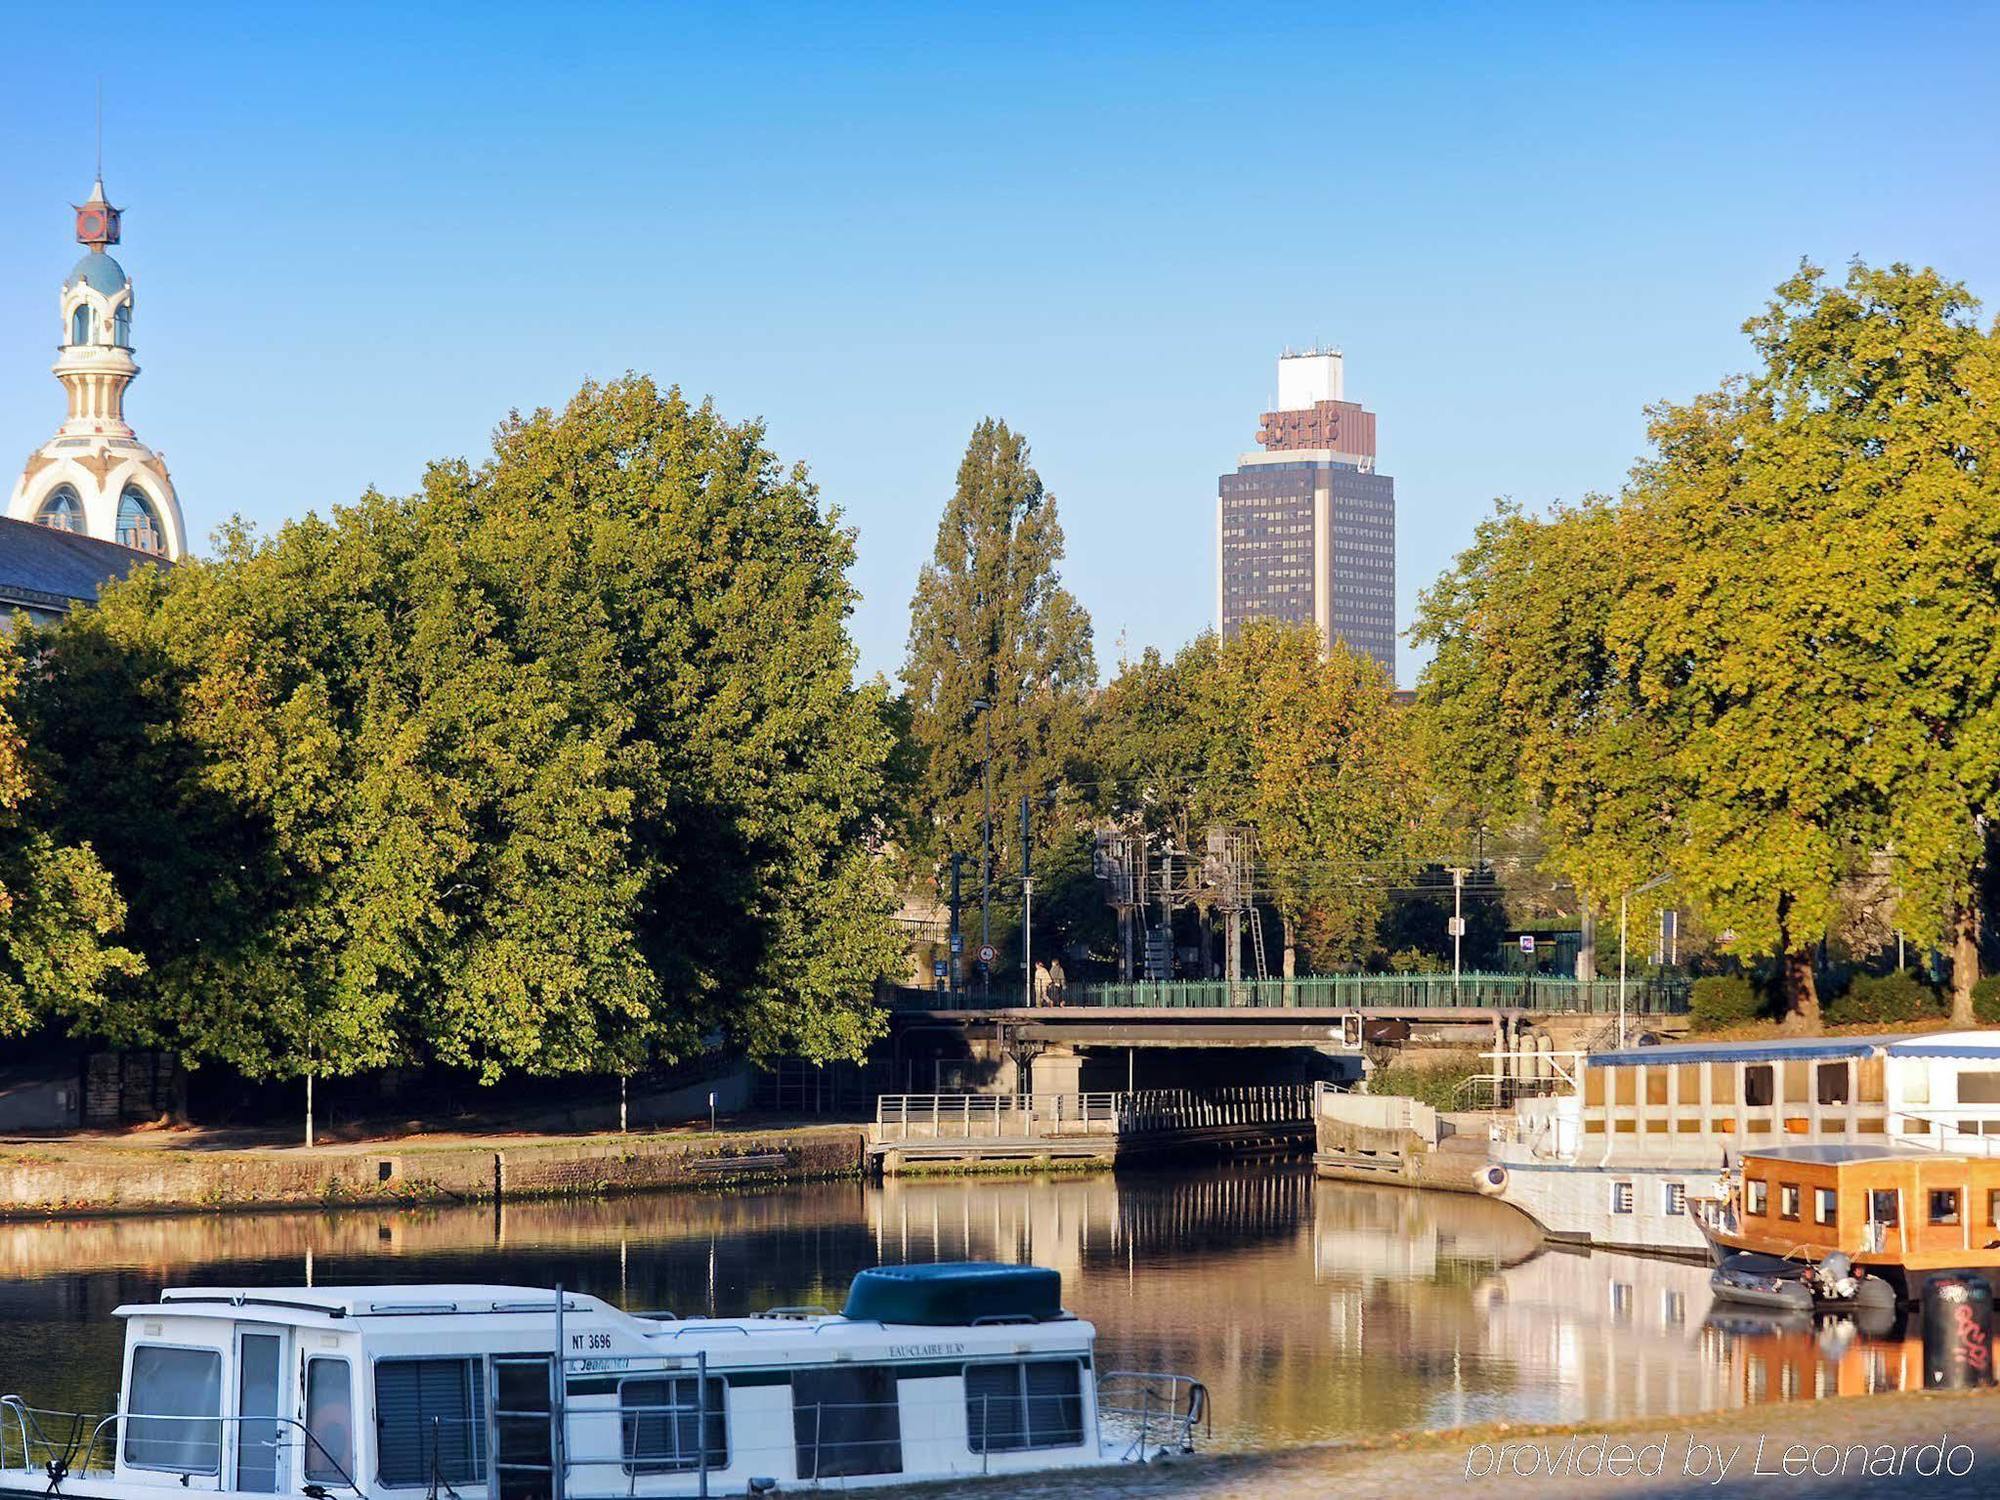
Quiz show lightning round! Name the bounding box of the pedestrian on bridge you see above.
[1034,961,1052,1006]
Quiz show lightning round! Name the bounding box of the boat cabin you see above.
[26,1266,1170,1498]
[1723,1144,2000,1283]
[1538,1032,2000,1165]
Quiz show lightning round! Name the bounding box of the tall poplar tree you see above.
[902,420,1096,889]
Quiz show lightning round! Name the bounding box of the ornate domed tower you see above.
[7,179,186,558]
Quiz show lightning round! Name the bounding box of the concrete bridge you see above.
[881,974,1688,1097]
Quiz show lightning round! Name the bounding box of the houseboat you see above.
[1704,1143,2000,1305]
[1481,1031,2000,1257]
[0,1265,1205,1498]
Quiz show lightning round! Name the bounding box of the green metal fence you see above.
[887,972,1688,1015]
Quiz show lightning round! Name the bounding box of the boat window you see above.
[1662,1182,1686,1217]
[236,1332,283,1492]
[1746,1179,1768,1215]
[1814,1187,1837,1226]
[1745,1066,1775,1108]
[1645,1069,1668,1107]
[792,1365,901,1479]
[1868,1189,1899,1225]
[304,1358,354,1484]
[1904,1066,1931,1106]
[124,1345,222,1473]
[1610,1181,1633,1215]
[620,1376,726,1474]
[1709,1064,1736,1105]
[1959,1071,2000,1105]
[1817,1063,1850,1107]
[965,1360,1085,1452]
[1989,1189,2000,1227]
[1929,1189,1962,1227]
[375,1357,487,1487]
[1779,1183,1801,1220]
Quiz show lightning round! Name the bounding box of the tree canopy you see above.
[1417,261,2000,1021]
[22,376,901,1081]
[901,419,1096,887]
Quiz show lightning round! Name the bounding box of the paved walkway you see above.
[881,1388,2000,1498]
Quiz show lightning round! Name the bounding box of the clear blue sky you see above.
[3,2,1995,685]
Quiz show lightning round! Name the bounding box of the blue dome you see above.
[65,251,127,295]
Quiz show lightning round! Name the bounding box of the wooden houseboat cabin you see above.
[1711,1144,2000,1295]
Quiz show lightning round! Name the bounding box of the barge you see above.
[1482,1031,2000,1257]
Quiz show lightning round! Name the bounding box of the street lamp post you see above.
[1618,872,1674,1049]
[971,696,994,995]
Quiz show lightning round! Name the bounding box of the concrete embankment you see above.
[1311,1091,1491,1194]
[878,1387,2000,1499]
[0,1122,866,1218]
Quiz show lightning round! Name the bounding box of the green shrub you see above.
[1689,975,1764,1032]
[1366,1059,1485,1111]
[1824,970,1943,1026]
[1972,975,2000,1025]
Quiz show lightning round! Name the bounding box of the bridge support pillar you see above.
[1029,1046,1083,1096]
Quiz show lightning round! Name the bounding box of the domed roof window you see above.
[117,486,165,554]
[70,304,93,346]
[37,486,84,533]
[65,251,127,296]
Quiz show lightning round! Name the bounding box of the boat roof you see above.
[116,1285,628,1322]
[1741,1143,1988,1166]
[1589,1030,2000,1067]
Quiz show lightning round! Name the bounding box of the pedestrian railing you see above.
[872,1087,1312,1145]
[884,973,1689,1015]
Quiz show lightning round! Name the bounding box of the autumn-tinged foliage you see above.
[1418,261,2000,1023]
[20,377,901,1082]
[1088,622,1425,970]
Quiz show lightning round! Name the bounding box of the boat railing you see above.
[1095,1371,1208,1462]
[1895,1109,2000,1155]
[0,1401,363,1496]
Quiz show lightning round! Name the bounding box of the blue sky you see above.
[2,2,1995,684]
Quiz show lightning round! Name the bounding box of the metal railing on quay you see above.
[873,1087,1312,1143]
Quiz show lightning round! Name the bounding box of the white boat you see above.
[0,1265,1205,1497]
[1481,1031,2000,1257]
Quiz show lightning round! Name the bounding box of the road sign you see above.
[1519,934,1537,954]
[1446,917,1466,938]
[949,933,963,954]
[978,944,997,964]
[932,959,948,979]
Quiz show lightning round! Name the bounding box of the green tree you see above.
[24,376,901,1081]
[0,631,141,1036]
[1088,623,1423,971]
[902,419,1095,912]
[1620,262,2000,1024]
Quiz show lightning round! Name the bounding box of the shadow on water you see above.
[0,1164,1934,1449]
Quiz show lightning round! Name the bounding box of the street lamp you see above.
[1619,872,1674,1050]
[970,697,994,993]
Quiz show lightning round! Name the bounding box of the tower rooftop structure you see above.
[7,176,185,560]
[1216,348,1396,677]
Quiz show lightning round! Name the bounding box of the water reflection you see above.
[0,1166,1935,1450]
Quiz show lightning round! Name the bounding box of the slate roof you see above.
[0,516,167,620]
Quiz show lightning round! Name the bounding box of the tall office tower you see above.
[1215,349,1395,677]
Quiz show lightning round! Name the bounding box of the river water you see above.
[0,1164,1925,1450]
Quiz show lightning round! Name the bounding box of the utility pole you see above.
[1020,794,1033,1007]
[947,852,965,997]
[1446,866,1471,986]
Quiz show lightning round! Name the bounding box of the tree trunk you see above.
[1948,898,1980,1027]
[1774,893,1820,1031]
[1576,901,1598,981]
[1779,948,1820,1031]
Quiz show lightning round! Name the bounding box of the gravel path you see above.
[876,1388,2000,1498]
